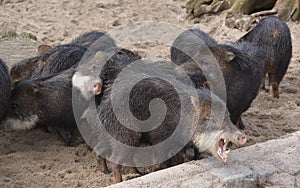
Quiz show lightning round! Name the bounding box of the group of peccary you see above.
[0,16,292,183]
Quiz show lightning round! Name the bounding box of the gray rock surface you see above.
[108,131,300,188]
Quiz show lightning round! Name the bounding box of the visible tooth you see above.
[224,139,226,143]
[225,149,231,154]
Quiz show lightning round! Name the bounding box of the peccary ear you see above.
[31,83,40,93]
[223,51,235,62]
[211,47,236,62]
[37,44,52,55]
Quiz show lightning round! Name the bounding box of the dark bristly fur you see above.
[2,67,78,146]
[71,31,111,49]
[238,16,292,98]
[171,28,265,129]
[0,58,11,120]
[75,47,247,182]
[10,44,86,86]
[76,47,142,182]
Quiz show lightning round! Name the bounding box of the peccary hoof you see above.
[103,168,111,175]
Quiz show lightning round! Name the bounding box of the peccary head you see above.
[2,70,73,131]
[191,91,247,163]
[210,116,247,162]
[1,81,42,130]
[72,47,141,101]
[72,51,106,101]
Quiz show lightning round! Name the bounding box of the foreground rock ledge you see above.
[108,131,300,188]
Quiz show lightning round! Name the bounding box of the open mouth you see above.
[217,138,231,163]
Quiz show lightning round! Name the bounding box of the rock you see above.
[249,161,277,185]
[266,172,297,187]
[210,165,256,188]
[108,131,300,188]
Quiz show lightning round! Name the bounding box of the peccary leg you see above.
[111,163,122,183]
[161,156,179,169]
[128,167,145,175]
[271,82,280,98]
[147,155,167,173]
[149,165,157,173]
[47,126,72,146]
[63,130,73,146]
[110,145,140,182]
[97,155,110,174]
[269,73,280,98]
[261,72,267,91]
[193,145,201,160]
[172,155,182,166]
[145,154,158,173]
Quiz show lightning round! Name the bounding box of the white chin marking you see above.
[192,130,222,152]
[72,72,93,101]
[1,115,39,130]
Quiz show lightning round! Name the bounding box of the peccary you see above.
[2,67,78,146]
[72,46,141,176]
[0,58,11,120]
[10,44,86,85]
[238,16,292,98]
[171,28,265,129]
[73,50,247,183]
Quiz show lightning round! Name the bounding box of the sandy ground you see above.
[0,0,299,187]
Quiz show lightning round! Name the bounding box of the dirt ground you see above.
[0,0,299,187]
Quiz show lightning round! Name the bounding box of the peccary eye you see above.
[12,104,18,110]
[117,50,128,55]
